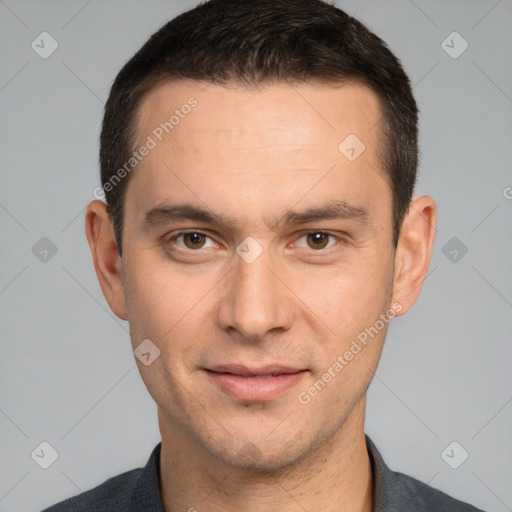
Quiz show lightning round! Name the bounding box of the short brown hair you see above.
[100,0,419,255]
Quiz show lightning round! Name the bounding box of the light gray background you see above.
[1,1,511,511]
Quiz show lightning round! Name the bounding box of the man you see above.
[43,0,484,510]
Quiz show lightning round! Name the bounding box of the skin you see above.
[85,80,436,512]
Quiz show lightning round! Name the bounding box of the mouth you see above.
[204,364,308,401]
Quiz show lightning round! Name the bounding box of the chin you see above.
[206,433,314,474]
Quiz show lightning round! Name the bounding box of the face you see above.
[87,79,434,471]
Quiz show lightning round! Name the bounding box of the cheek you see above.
[123,237,394,356]
[123,255,215,354]
[122,259,205,393]
[123,257,172,344]
[295,254,393,335]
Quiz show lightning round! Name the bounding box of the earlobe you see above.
[85,200,128,320]
[391,195,436,316]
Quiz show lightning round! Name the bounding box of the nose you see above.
[215,244,296,343]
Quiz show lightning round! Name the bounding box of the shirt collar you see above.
[365,434,429,512]
[132,435,427,512]
[130,442,166,512]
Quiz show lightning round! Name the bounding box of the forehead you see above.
[127,79,389,229]
[134,79,382,153]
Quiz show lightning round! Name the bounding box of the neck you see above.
[158,399,373,512]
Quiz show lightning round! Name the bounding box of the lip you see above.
[208,364,304,377]
[205,364,308,401]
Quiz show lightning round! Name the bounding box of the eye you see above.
[166,230,342,254]
[169,231,217,250]
[295,231,340,251]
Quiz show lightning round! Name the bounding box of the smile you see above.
[204,364,308,401]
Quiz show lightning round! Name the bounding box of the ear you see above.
[84,200,127,320]
[391,195,436,316]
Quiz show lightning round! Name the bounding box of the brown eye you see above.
[182,232,207,249]
[306,232,330,250]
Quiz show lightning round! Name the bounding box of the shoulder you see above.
[40,443,164,512]
[391,468,485,511]
[41,468,142,511]
[365,435,486,512]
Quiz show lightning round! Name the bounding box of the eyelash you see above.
[166,230,344,253]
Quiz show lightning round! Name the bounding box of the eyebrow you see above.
[141,199,370,232]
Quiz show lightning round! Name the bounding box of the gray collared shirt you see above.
[42,435,485,511]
